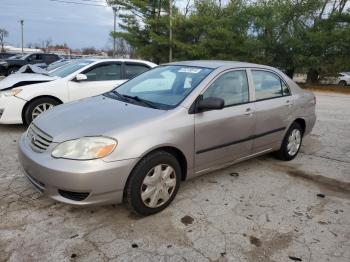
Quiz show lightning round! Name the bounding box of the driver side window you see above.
[203,70,249,107]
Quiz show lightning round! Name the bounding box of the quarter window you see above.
[252,70,290,100]
[84,63,121,81]
[203,70,249,106]
[125,64,150,79]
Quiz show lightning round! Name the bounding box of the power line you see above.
[49,0,108,7]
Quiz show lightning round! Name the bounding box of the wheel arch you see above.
[294,118,306,135]
[122,145,188,203]
[136,146,188,181]
[21,95,63,124]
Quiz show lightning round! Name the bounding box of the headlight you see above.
[0,61,7,66]
[52,137,117,160]
[0,89,22,98]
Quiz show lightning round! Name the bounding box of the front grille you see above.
[58,190,90,201]
[27,124,53,152]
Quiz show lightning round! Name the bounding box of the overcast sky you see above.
[0,0,115,49]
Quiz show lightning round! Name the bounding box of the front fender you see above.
[16,79,69,103]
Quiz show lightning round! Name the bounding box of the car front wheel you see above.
[124,151,181,215]
[274,122,303,161]
[23,97,60,125]
[7,67,19,75]
[339,80,347,86]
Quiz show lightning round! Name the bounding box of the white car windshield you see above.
[48,60,93,78]
[111,65,212,109]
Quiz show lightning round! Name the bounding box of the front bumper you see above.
[18,133,138,206]
[0,96,26,124]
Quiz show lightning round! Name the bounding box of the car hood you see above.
[0,73,57,90]
[33,95,167,142]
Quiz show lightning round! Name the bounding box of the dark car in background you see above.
[0,52,20,60]
[0,53,60,76]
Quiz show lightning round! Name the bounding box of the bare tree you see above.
[0,28,9,52]
[184,0,192,17]
[40,38,52,52]
[82,47,98,55]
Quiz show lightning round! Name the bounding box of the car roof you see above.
[88,58,157,67]
[164,60,274,70]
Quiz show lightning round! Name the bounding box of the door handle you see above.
[244,108,254,116]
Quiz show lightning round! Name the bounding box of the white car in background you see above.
[0,59,157,125]
[319,72,350,86]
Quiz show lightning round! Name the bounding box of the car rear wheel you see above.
[124,151,181,215]
[23,97,60,125]
[339,80,347,86]
[274,122,303,161]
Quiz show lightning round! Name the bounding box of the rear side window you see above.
[28,54,43,62]
[45,55,58,64]
[252,70,290,100]
[203,70,249,106]
[125,64,150,79]
[84,63,121,81]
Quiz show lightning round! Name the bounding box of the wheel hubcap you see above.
[32,103,54,120]
[287,129,301,156]
[140,164,176,208]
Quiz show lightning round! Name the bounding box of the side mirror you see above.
[197,97,225,112]
[75,73,87,81]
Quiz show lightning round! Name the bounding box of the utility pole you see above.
[169,0,173,62]
[20,20,24,53]
[112,6,118,58]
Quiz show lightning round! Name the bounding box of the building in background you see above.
[3,45,41,54]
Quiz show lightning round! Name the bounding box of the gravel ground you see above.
[0,91,349,262]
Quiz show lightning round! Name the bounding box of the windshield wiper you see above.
[111,90,127,101]
[110,91,158,109]
[122,94,159,109]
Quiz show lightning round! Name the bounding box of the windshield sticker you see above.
[178,68,202,74]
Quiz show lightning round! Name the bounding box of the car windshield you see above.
[47,60,92,78]
[19,54,33,60]
[111,65,212,109]
[47,60,71,72]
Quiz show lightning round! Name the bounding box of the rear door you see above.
[194,69,256,173]
[249,69,293,153]
[67,61,123,101]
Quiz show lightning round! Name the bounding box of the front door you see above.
[249,69,293,153]
[68,62,125,101]
[194,69,255,173]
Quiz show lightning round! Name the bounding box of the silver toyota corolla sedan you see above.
[18,61,316,215]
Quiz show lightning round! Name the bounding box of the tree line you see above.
[108,0,350,81]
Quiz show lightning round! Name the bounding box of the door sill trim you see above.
[195,148,273,175]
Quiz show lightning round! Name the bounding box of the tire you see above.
[23,97,60,125]
[124,151,181,215]
[339,80,347,87]
[7,67,20,75]
[274,122,303,161]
